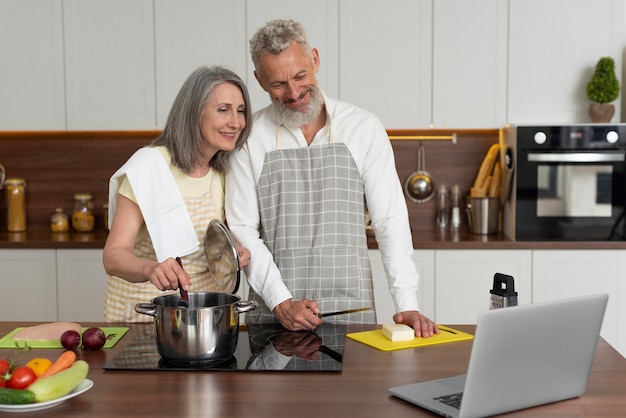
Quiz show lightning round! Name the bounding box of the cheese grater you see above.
[489,273,518,309]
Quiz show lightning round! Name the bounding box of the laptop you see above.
[389,293,608,418]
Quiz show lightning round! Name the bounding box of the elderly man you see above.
[226,19,438,337]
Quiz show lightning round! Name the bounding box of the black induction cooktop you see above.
[103,324,345,372]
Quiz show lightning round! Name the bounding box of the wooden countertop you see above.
[0,322,624,417]
[1,225,626,250]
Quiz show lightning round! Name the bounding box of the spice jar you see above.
[72,193,95,232]
[51,208,69,232]
[5,178,26,232]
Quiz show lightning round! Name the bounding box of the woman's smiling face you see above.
[200,82,246,155]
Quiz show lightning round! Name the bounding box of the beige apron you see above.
[246,125,375,324]
[103,176,222,323]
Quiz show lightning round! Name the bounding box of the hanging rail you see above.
[387,133,457,143]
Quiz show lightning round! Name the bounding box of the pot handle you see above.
[234,300,258,314]
[134,303,157,317]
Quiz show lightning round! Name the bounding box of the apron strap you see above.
[275,123,336,148]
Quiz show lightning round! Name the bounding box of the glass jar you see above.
[72,193,95,232]
[451,184,462,229]
[5,178,26,232]
[436,184,448,229]
[51,207,69,233]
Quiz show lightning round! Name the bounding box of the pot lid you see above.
[204,219,240,294]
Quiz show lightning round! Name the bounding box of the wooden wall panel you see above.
[0,129,500,232]
[0,132,157,229]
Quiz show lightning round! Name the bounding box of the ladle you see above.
[404,141,436,203]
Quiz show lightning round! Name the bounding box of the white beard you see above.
[272,86,324,128]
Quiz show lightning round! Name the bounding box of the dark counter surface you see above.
[0,322,624,418]
[2,225,626,250]
[0,226,109,249]
[370,227,626,250]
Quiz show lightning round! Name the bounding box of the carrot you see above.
[34,350,76,381]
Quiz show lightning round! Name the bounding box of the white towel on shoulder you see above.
[108,147,199,262]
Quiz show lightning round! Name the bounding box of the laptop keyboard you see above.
[434,392,463,409]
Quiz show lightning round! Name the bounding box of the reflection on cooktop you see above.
[103,324,345,372]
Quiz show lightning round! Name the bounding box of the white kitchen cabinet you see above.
[63,0,156,130]
[56,249,107,322]
[532,250,623,357]
[507,0,624,124]
[2,2,625,130]
[338,0,432,128]
[153,0,247,127]
[369,249,435,324]
[0,250,57,321]
[0,1,65,130]
[432,0,508,128]
[434,250,532,324]
[619,251,626,358]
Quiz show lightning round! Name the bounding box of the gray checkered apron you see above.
[246,125,375,324]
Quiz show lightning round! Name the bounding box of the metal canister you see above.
[72,193,95,232]
[5,178,26,232]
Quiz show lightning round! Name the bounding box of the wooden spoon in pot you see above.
[176,257,189,308]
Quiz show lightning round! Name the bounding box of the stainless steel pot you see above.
[135,292,257,363]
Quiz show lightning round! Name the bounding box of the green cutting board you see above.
[0,327,129,349]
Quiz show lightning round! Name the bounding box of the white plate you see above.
[0,379,94,413]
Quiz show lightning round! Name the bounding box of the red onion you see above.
[81,327,106,350]
[60,330,81,349]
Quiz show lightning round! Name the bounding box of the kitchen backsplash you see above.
[387,129,500,231]
[0,129,499,232]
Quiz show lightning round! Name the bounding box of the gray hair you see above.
[249,19,313,71]
[152,66,252,174]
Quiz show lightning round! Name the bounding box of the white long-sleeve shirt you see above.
[225,93,420,316]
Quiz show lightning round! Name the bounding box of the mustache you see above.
[272,86,323,128]
[284,89,310,104]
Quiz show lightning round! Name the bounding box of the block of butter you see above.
[382,324,415,342]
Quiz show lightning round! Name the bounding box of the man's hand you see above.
[273,299,323,331]
[393,310,439,338]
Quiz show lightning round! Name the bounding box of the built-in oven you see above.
[503,125,626,241]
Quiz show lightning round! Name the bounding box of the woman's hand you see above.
[235,242,251,268]
[146,257,191,291]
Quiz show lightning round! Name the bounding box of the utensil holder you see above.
[466,197,499,235]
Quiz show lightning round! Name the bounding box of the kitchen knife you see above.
[317,307,372,318]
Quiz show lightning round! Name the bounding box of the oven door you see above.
[516,150,626,240]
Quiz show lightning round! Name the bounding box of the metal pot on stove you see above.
[134,218,257,363]
[135,292,257,363]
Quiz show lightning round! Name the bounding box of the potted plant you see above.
[586,56,620,122]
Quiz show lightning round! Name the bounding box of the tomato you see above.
[25,358,53,378]
[0,359,9,376]
[0,359,10,384]
[7,366,36,390]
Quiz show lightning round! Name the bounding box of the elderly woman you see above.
[103,66,251,322]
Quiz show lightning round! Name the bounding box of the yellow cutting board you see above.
[346,325,473,351]
[0,327,129,349]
